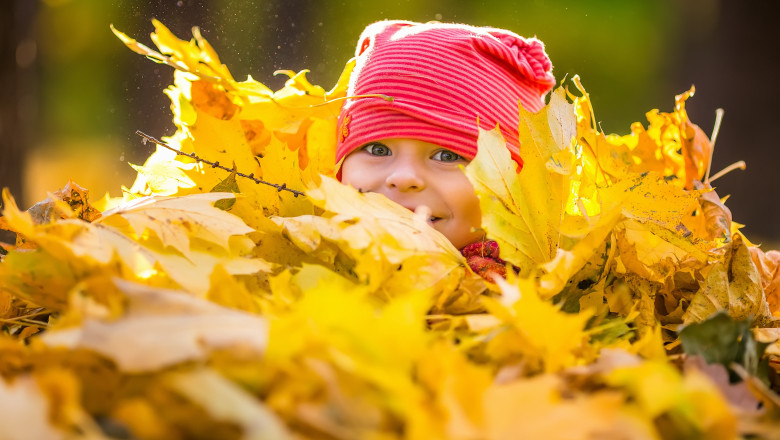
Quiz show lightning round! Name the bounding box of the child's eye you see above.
[362,143,392,156]
[432,149,465,162]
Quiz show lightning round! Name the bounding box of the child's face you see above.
[341,138,484,249]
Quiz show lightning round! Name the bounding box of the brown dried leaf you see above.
[749,246,780,316]
[684,234,773,325]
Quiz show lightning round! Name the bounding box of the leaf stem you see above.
[704,108,725,184]
[135,131,305,197]
[708,160,746,184]
[572,75,597,131]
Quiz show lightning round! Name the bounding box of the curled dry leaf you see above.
[750,246,780,316]
[676,87,714,189]
[26,180,102,225]
[692,180,733,243]
[683,234,772,325]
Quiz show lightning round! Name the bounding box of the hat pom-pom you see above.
[477,31,556,92]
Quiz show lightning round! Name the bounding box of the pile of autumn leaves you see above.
[1,21,779,440]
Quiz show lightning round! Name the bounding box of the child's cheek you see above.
[340,155,363,188]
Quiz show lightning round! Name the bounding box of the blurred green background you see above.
[1,0,778,245]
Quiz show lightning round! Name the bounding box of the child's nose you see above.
[385,164,425,191]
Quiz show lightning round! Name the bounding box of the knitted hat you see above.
[336,20,556,171]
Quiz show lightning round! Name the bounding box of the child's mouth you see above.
[410,205,441,224]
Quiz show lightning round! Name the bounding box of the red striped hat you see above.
[335,20,556,171]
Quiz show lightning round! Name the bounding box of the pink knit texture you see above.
[336,20,556,170]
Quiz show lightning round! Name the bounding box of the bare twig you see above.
[18,318,50,328]
[0,317,50,328]
[0,308,48,323]
[135,131,304,197]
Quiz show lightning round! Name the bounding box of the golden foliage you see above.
[0,21,778,439]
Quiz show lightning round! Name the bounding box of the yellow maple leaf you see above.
[112,20,238,90]
[127,147,198,197]
[601,86,713,190]
[614,219,705,281]
[255,137,312,217]
[541,170,707,306]
[537,207,620,299]
[1,190,269,298]
[97,192,253,256]
[465,88,576,273]
[114,22,355,254]
[305,177,461,261]
[482,275,592,373]
[277,176,467,295]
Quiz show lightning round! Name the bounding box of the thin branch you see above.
[18,318,50,328]
[0,317,49,328]
[135,131,305,197]
[1,308,48,323]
